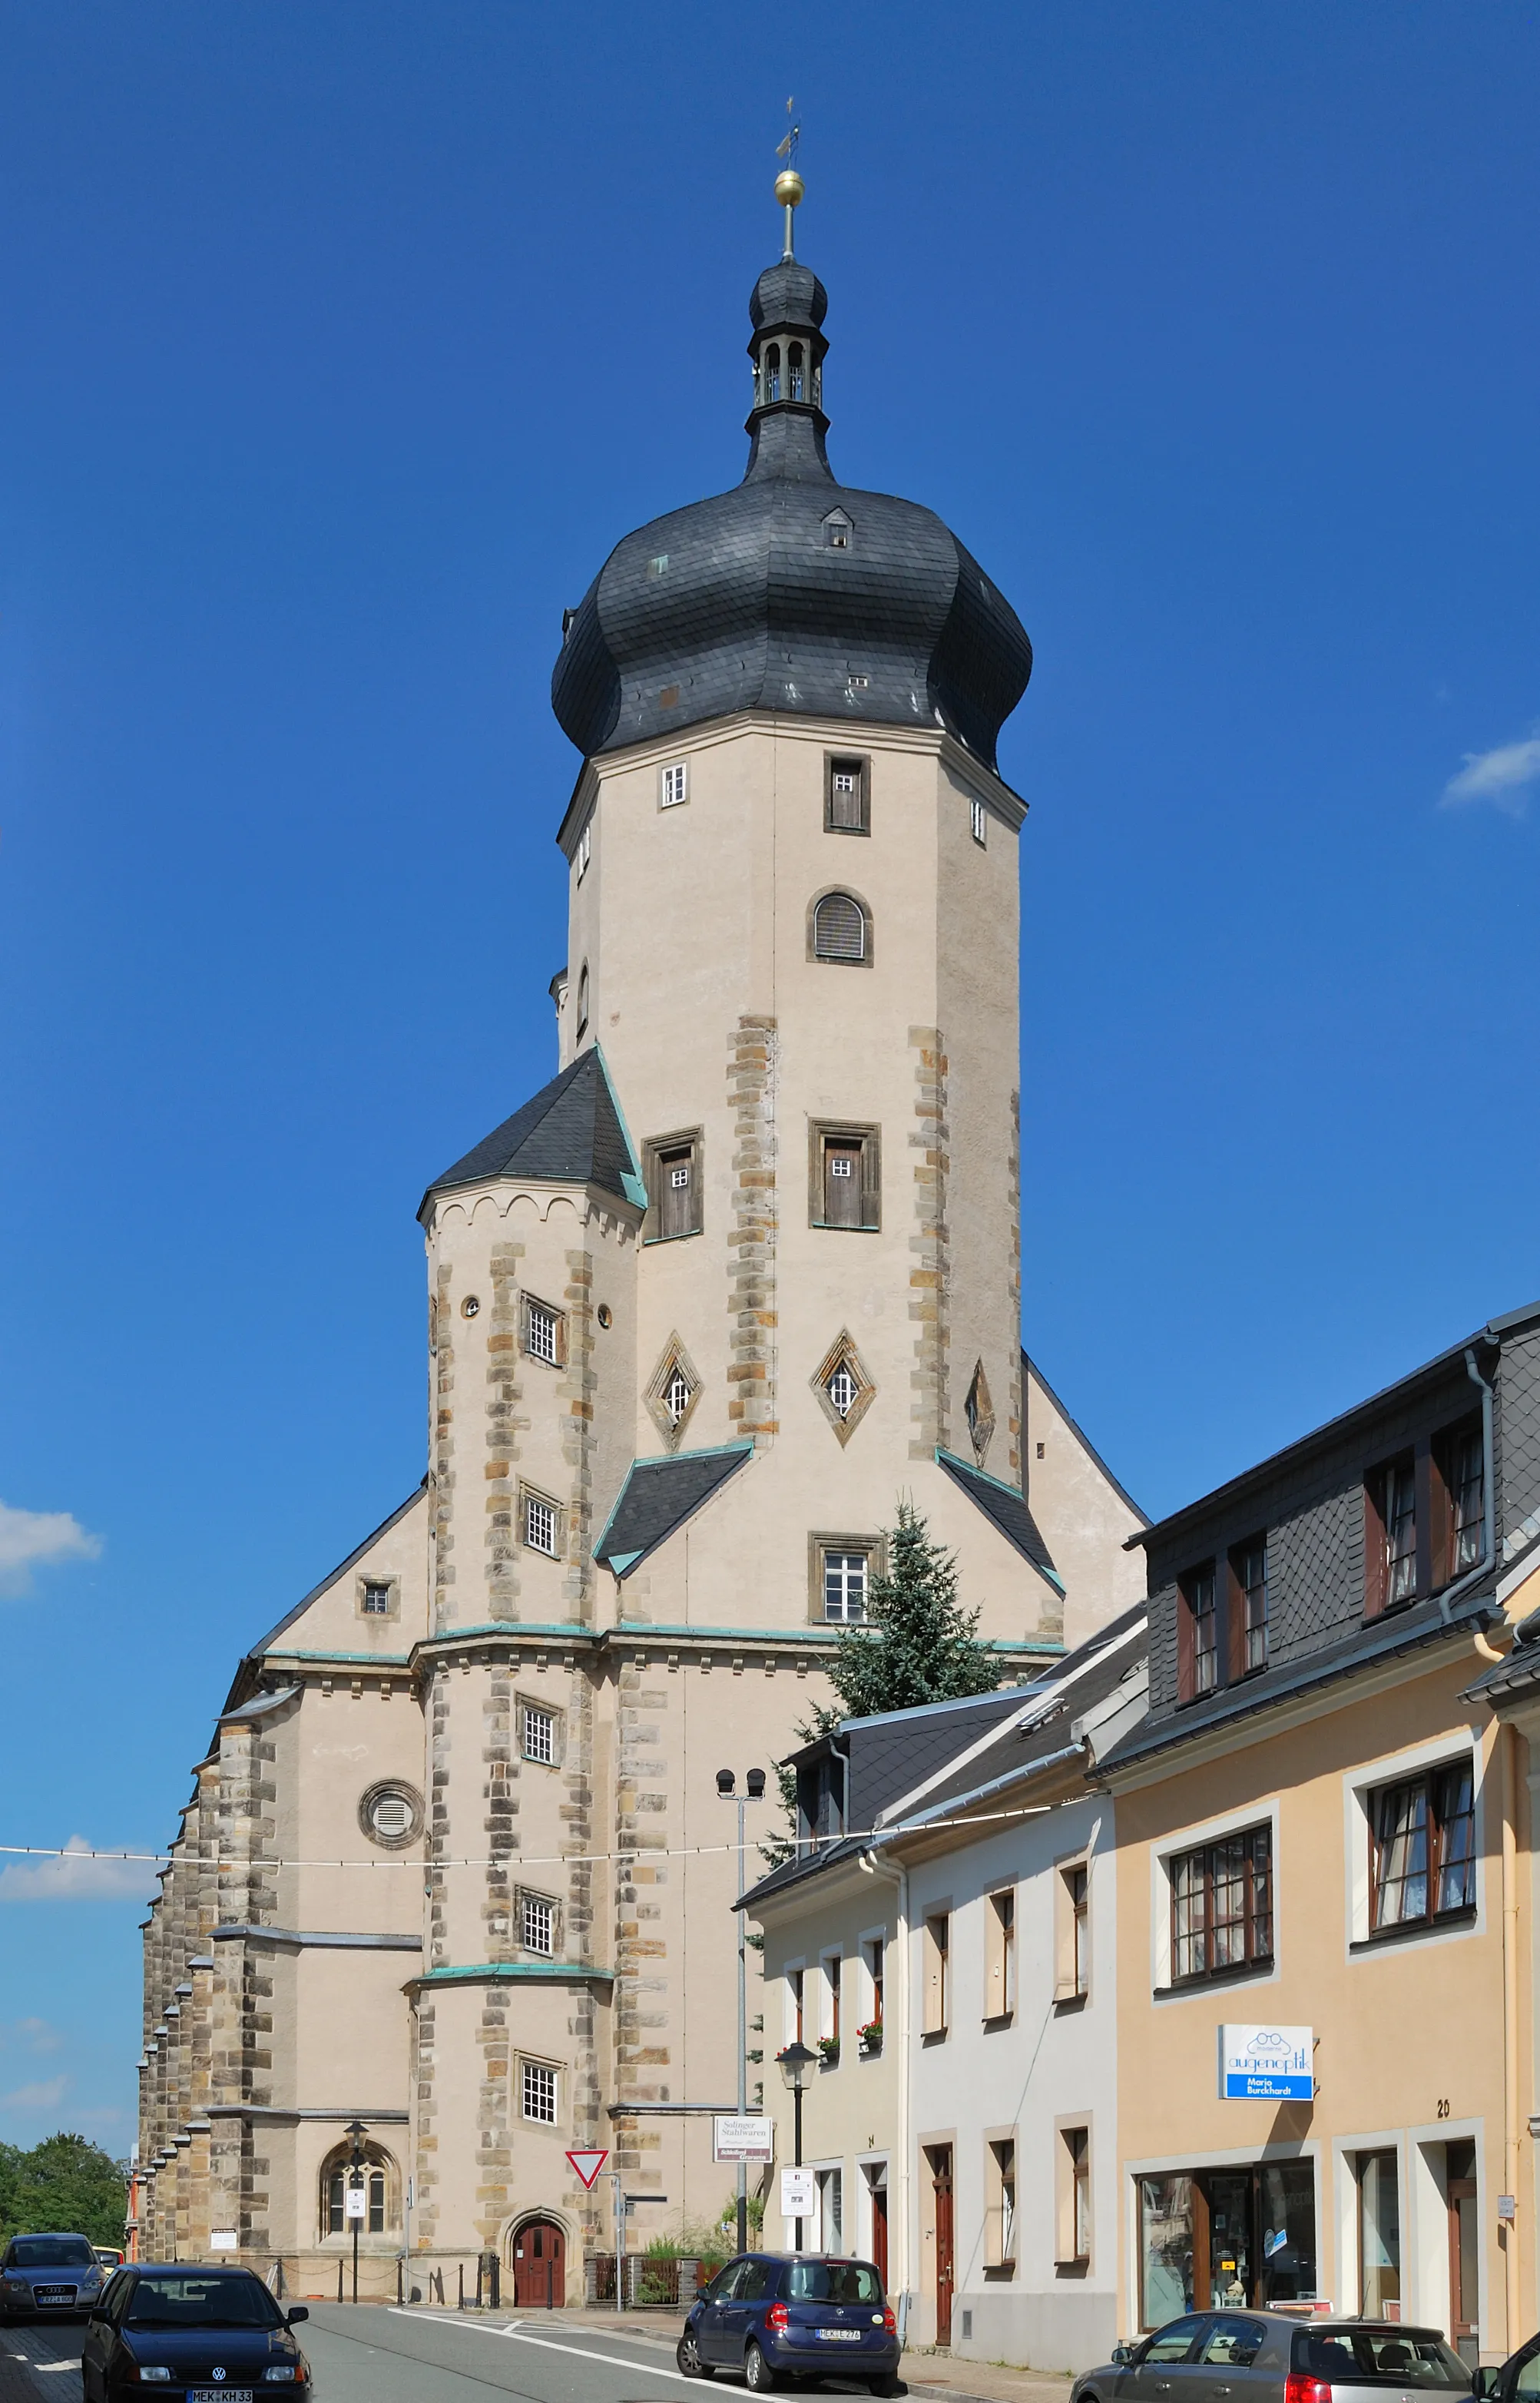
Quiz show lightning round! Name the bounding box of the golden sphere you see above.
[774,169,805,209]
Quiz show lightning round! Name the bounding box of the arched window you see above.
[765,344,781,404]
[789,342,804,403]
[575,964,589,1041]
[812,892,869,964]
[320,2142,398,2241]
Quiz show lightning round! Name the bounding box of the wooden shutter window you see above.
[826,756,869,834]
[658,1143,697,1239]
[813,892,867,961]
[824,1137,863,1227]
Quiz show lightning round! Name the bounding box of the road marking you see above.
[387,2309,700,2387]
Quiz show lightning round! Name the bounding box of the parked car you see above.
[1473,2332,1540,2401]
[1071,2312,1472,2403]
[0,2232,106,2320]
[677,2252,901,2395]
[94,2249,126,2275]
[79,2264,310,2401]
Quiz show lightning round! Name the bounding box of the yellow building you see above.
[1101,1302,1540,2364]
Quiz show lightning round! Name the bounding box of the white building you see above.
[745,1606,1148,2373]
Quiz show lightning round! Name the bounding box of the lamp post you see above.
[717,1766,767,2254]
[777,2041,816,2252]
[344,2118,366,2305]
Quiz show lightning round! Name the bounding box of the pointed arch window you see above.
[765,343,781,404]
[320,2142,398,2241]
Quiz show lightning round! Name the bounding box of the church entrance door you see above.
[511,2217,566,2308]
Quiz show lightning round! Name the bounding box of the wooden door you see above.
[932,2146,954,2347]
[512,2217,566,2309]
[1447,2169,1478,2364]
[869,2175,889,2285]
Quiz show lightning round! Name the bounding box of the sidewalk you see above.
[493,2303,1077,2403]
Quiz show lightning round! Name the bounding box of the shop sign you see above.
[1219,2023,1313,2101]
[714,2115,775,2162]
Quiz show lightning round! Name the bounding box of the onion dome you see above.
[551,207,1032,774]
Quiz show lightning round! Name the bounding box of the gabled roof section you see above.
[419,1047,646,1221]
[936,1447,1063,1591]
[1024,1351,1148,1525]
[594,1444,753,1578]
[224,1484,426,1710]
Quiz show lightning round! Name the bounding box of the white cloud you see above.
[1441,733,1540,815]
[0,2017,65,2054]
[0,1838,156,1904]
[0,2075,68,2113]
[0,1501,101,1597]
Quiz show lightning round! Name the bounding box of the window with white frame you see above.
[522,2060,558,2123]
[525,1493,558,1556]
[660,761,689,808]
[522,1703,555,1765]
[970,797,987,846]
[576,820,592,880]
[361,1580,392,1616]
[525,1297,561,1366]
[823,1547,869,1622]
[521,1892,555,1956]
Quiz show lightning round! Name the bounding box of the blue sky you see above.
[2,2,1538,2152]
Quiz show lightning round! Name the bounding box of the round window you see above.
[462,1295,480,1319]
[359,1782,422,1850]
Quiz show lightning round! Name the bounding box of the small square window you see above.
[525,1298,561,1367]
[660,761,689,808]
[521,1892,555,1955]
[522,1704,555,1765]
[525,1495,558,1557]
[522,2060,558,2123]
[970,797,987,846]
[361,1581,392,1616]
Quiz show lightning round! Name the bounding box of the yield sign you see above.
[566,2147,609,2189]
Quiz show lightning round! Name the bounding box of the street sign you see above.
[1219,2023,1313,2102]
[344,2183,367,2219]
[780,2166,816,2218]
[714,2115,774,2163]
[565,2147,610,2189]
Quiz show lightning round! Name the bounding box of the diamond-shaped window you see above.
[964,1359,995,1465]
[812,1332,874,1447]
[645,1334,702,1451]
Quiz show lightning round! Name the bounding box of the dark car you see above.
[1473,2328,1540,2401]
[1070,2311,1472,2403]
[0,2232,106,2320]
[677,2252,900,2395]
[80,2264,310,2402]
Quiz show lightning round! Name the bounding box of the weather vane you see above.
[773,96,804,260]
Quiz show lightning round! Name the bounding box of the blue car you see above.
[0,2231,106,2321]
[79,2263,310,2401]
[677,2252,902,2395]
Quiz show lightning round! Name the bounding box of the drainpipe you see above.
[1465,1348,1497,1580]
[859,1848,909,2327]
[1499,1720,1521,2354]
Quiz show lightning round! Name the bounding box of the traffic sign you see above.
[566,2148,610,2189]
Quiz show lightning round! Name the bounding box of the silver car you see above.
[0,2232,106,2321]
[1071,2312,1472,2403]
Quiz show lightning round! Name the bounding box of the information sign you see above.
[344,2182,367,2220]
[714,2116,774,2163]
[780,2166,816,2218]
[1219,2023,1313,2102]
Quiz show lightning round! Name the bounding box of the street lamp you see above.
[777,2040,816,2252]
[344,2119,366,2305]
[718,1767,767,2253]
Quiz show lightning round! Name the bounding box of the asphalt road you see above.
[0,2305,899,2403]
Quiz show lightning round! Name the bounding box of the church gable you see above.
[237,1485,430,1684]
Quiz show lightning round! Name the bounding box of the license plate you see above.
[189,2391,253,2401]
[818,2329,863,2341]
[34,2289,73,2305]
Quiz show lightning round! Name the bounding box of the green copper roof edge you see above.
[406,1961,614,1988]
[592,1440,756,1571]
[589,1042,650,1212]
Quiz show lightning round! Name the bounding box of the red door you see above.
[932,2147,954,2346]
[512,2218,566,2308]
[869,2176,889,2285]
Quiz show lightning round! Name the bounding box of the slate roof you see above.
[1098,1567,1499,1777]
[419,1048,645,1218]
[551,256,1032,773]
[936,1448,1061,1589]
[740,1602,1148,1914]
[593,1444,753,1577]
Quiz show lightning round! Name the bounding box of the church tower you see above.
[135,179,1146,2296]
